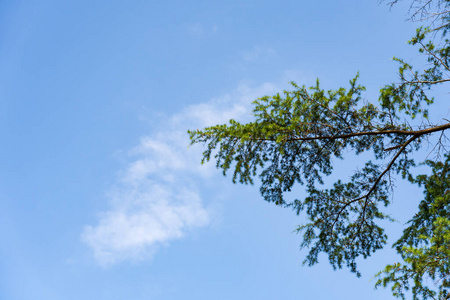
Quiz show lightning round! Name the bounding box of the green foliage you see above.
[375,154,450,300]
[189,1,450,299]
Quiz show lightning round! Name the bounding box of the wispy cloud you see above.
[82,81,280,266]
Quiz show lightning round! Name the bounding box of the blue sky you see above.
[1,1,449,299]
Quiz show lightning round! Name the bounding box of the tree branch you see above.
[279,122,450,142]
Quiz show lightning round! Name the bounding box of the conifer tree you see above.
[189,1,450,298]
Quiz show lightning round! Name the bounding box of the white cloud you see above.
[82,81,281,266]
[83,182,209,265]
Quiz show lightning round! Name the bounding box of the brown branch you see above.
[329,134,420,237]
[358,134,419,202]
[410,0,434,20]
[418,41,450,73]
[384,144,404,151]
[431,22,450,32]
[401,79,450,85]
[284,122,450,142]
[214,123,450,150]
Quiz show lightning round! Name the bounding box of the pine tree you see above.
[189,1,450,298]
